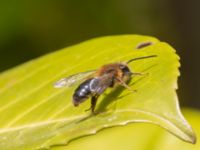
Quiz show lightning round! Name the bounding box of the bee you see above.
[54,55,157,113]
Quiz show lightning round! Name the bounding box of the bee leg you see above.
[91,95,99,113]
[116,78,137,93]
[85,95,99,113]
[130,72,148,76]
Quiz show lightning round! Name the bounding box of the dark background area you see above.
[0,0,199,109]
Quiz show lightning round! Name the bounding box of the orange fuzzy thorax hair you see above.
[96,63,126,79]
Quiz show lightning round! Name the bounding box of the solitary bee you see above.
[54,55,157,113]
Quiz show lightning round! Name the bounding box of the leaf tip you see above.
[189,132,197,144]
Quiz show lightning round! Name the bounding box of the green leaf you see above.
[0,35,196,150]
[53,108,200,150]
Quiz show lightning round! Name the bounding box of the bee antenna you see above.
[126,55,157,64]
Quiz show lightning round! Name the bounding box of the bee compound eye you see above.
[119,64,125,69]
[120,65,130,73]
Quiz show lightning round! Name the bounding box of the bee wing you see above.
[90,74,113,95]
[54,70,96,88]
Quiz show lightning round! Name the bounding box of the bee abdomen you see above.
[73,78,95,106]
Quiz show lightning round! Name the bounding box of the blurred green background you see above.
[0,0,199,109]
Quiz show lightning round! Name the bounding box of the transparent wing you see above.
[90,74,114,94]
[54,70,95,88]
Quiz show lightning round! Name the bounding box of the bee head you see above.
[119,64,132,76]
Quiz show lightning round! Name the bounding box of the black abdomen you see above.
[73,78,94,106]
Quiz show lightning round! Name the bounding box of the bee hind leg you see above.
[85,95,99,113]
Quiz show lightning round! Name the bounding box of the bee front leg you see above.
[130,72,148,76]
[116,77,137,93]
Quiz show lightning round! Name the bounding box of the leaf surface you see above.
[0,35,195,150]
[53,109,199,150]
